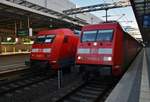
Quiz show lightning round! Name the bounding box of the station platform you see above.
[105,48,150,102]
[0,52,30,74]
[0,52,30,56]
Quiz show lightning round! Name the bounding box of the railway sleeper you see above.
[68,94,95,102]
[80,88,102,95]
[75,91,98,98]
[85,85,106,91]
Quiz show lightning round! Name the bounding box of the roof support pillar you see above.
[105,9,108,22]
[14,22,17,36]
[20,20,22,29]
[27,16,30,28]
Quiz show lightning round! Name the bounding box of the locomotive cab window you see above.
[45,35,55,43]
[35,35,45,43]
[82,30,97,42]
[97,30,113,41]
[35,35,55,43]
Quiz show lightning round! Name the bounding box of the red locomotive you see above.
[76,22,142,76]
[30,28,79,71]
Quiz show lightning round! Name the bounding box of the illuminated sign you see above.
[17,28,32,36]
[17,29,29,36]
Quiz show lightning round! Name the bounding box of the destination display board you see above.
[17,28,32,36]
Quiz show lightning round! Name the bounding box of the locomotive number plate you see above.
[36,54,43,57]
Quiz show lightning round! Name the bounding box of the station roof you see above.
[130,0,150,44]
[0,0,88,32]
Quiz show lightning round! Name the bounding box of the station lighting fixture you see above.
[7,37,12,42]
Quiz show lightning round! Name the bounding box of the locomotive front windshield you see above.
[97,30,113,41]
[82,30,97,42]
[35,35,55,43]
[82,29,113,42]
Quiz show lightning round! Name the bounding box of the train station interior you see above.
[0,0,149,102]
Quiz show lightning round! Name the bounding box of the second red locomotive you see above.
[76,22,142,76]
[30,28,79,71]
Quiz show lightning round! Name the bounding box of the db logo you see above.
[39,49,43,52]
[91,48,97,53]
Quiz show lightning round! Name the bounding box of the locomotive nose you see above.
[31,43,52,60]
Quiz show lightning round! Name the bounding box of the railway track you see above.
[0,66,118,102]
[0,68,83,102]
[55,77,118,102]
[0,65,29,83]
[0,73,54,95]
[0,65,55,94]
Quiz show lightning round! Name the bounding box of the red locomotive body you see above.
[76,22,141,76]
[30,28,79,71]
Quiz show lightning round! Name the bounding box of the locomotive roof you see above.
[82,22,139,43]
[83,22,120,30]
[37,28,75,36]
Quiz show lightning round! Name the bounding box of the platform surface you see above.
[105,48,150,102]
[0,53,30,74]
[140,48,150,102]
[0,52,30,56]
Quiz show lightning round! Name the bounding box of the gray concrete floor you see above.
[140,49,150,102]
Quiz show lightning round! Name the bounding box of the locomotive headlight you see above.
[103,56,112,61]
[31,53,35,57]
[78,56,81,60]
